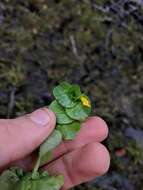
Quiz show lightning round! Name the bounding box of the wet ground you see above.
[0,0,143,189]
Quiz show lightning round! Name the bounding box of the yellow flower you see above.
[80,95,91,108]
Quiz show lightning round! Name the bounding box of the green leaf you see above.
[33,130,62,174]
[39,130,62,160]
[31,175,64,190]
[15,174,64,190]
[10,167,24,178]
[53,82,77,108]
[68,84,81,101]
[66,102,91,121]
[57,121,81,140]
[49,100,73,124]
[14,175,31,190]
[0,169,20,190]
[40,171,49,178]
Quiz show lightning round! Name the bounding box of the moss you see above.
[126,140,143,165]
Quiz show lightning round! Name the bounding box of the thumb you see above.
[0,108,56,169]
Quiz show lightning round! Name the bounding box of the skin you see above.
[0,108,110,190]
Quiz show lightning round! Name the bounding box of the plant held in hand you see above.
[0,82,92,190]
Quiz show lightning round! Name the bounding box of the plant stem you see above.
[32,157,41,176]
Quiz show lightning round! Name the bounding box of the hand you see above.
[0,108,110,189]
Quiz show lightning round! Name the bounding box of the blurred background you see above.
[0,0,143,189]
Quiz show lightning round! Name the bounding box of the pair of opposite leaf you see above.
[50,82,92,140]
[0,82,92,190]
[33,82,92,174]
[0,167,63,190]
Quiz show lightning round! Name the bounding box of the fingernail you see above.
[30,109,50,126]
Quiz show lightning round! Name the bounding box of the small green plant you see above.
[0,82,92,190]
